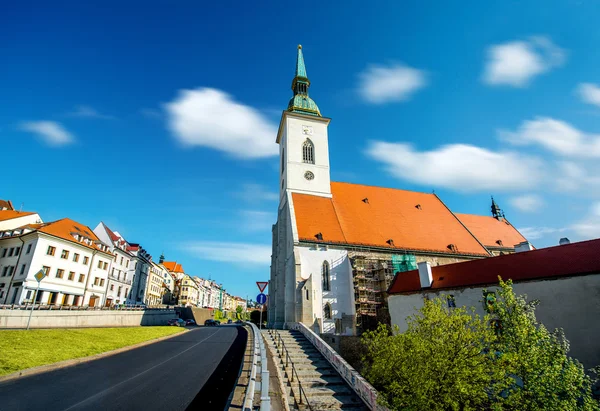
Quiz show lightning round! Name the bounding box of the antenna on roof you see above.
[19,203,23,212]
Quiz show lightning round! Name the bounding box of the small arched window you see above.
[322,261,330,291]
[324,303,332,319]
[281,149,285,174]
[302,139,314,164]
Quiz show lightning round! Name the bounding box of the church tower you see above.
[277,45,332,200]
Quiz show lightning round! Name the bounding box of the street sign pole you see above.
[256,282,268,330]
[26,282,41,331]
[27,269,47,331]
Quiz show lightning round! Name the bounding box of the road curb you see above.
[0,327,189,384]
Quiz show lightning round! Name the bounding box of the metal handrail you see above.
[0,304,174,311]
[271,329,313,411]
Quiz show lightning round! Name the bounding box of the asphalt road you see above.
[0,325,247,411]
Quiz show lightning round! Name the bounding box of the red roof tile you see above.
[102,223,121,242]
[455,213,527,249]
[37,218,111,254]
[388,238,600,294]
[292,182,490,256]
[0,199,14,210]
[163,261,184,273]
[0,210,35,222]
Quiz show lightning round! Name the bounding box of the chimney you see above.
[559,237,570,246]
[417,261,433,288]
[514,241,534,253]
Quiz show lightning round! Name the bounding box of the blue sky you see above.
[3,1,600,299]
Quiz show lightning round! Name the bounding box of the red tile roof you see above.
[102,223,121,242]
[292,182,490,256]
[455,213,528,249]
[388,238,600,294]
[0,199,14,210]
[163,261,184,273]
[37,218,112,254]
[0,210,35,222]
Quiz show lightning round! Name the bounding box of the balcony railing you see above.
[0,304,174,311]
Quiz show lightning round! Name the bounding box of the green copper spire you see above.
[295,44,308,79]
[288,44,321,117]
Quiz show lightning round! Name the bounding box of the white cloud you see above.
[19,121,75,146]
[520,203,600,243]
[483,36,565,87]
[576,83,600,108]
[509,194,544,212]
[164,88,278,159]
[182,241,271,265]
[240,210,275,232]
[553,161,600,192]
[366,141,543,191]
[571,202,600,239]
[358,63,427,104]
[235,183,279,203]
[500,117,600,157]
[517,226,567,241]
[67,105,115,120]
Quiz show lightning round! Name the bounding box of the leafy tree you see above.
[362,299,502,411]
[490,279,598,410]
[361,279,599,411]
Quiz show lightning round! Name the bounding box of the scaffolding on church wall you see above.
[349,252,416,332]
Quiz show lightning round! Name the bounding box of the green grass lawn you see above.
[0,327,185,376]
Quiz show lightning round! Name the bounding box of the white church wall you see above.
[297,245,354,334]
[280,113,331,198]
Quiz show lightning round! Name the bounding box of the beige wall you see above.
[0,308,175,328]
[388,273,600,370]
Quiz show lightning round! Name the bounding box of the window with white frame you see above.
[302,139,315,164]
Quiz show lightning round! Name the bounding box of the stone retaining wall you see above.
[0,308,176,328]
[294,322,389,411]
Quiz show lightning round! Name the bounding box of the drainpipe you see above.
[83,250,98,306]
[103,254,113,306]
[3,237,25,305]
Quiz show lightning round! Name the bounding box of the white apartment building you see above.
[146,262,165,306]
[0,218,112,306]
[160,262,176,305]
[126,244,151,305]
[0,209,43,231]
[179,275,199,306]
[93,222,134,306]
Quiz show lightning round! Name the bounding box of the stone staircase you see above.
[263,329,368,411]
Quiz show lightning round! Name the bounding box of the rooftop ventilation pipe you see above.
[418,261,433,288]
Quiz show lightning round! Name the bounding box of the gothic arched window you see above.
[302,139,315,164]
[322,261,330,291]
[324,303,332,319]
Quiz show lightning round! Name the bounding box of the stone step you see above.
[294,375,346,387]
[277,351,323,360]
[293,367,340,378]
[284,360,332,371]
[302,394,368,410]
[290,382,354,398]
